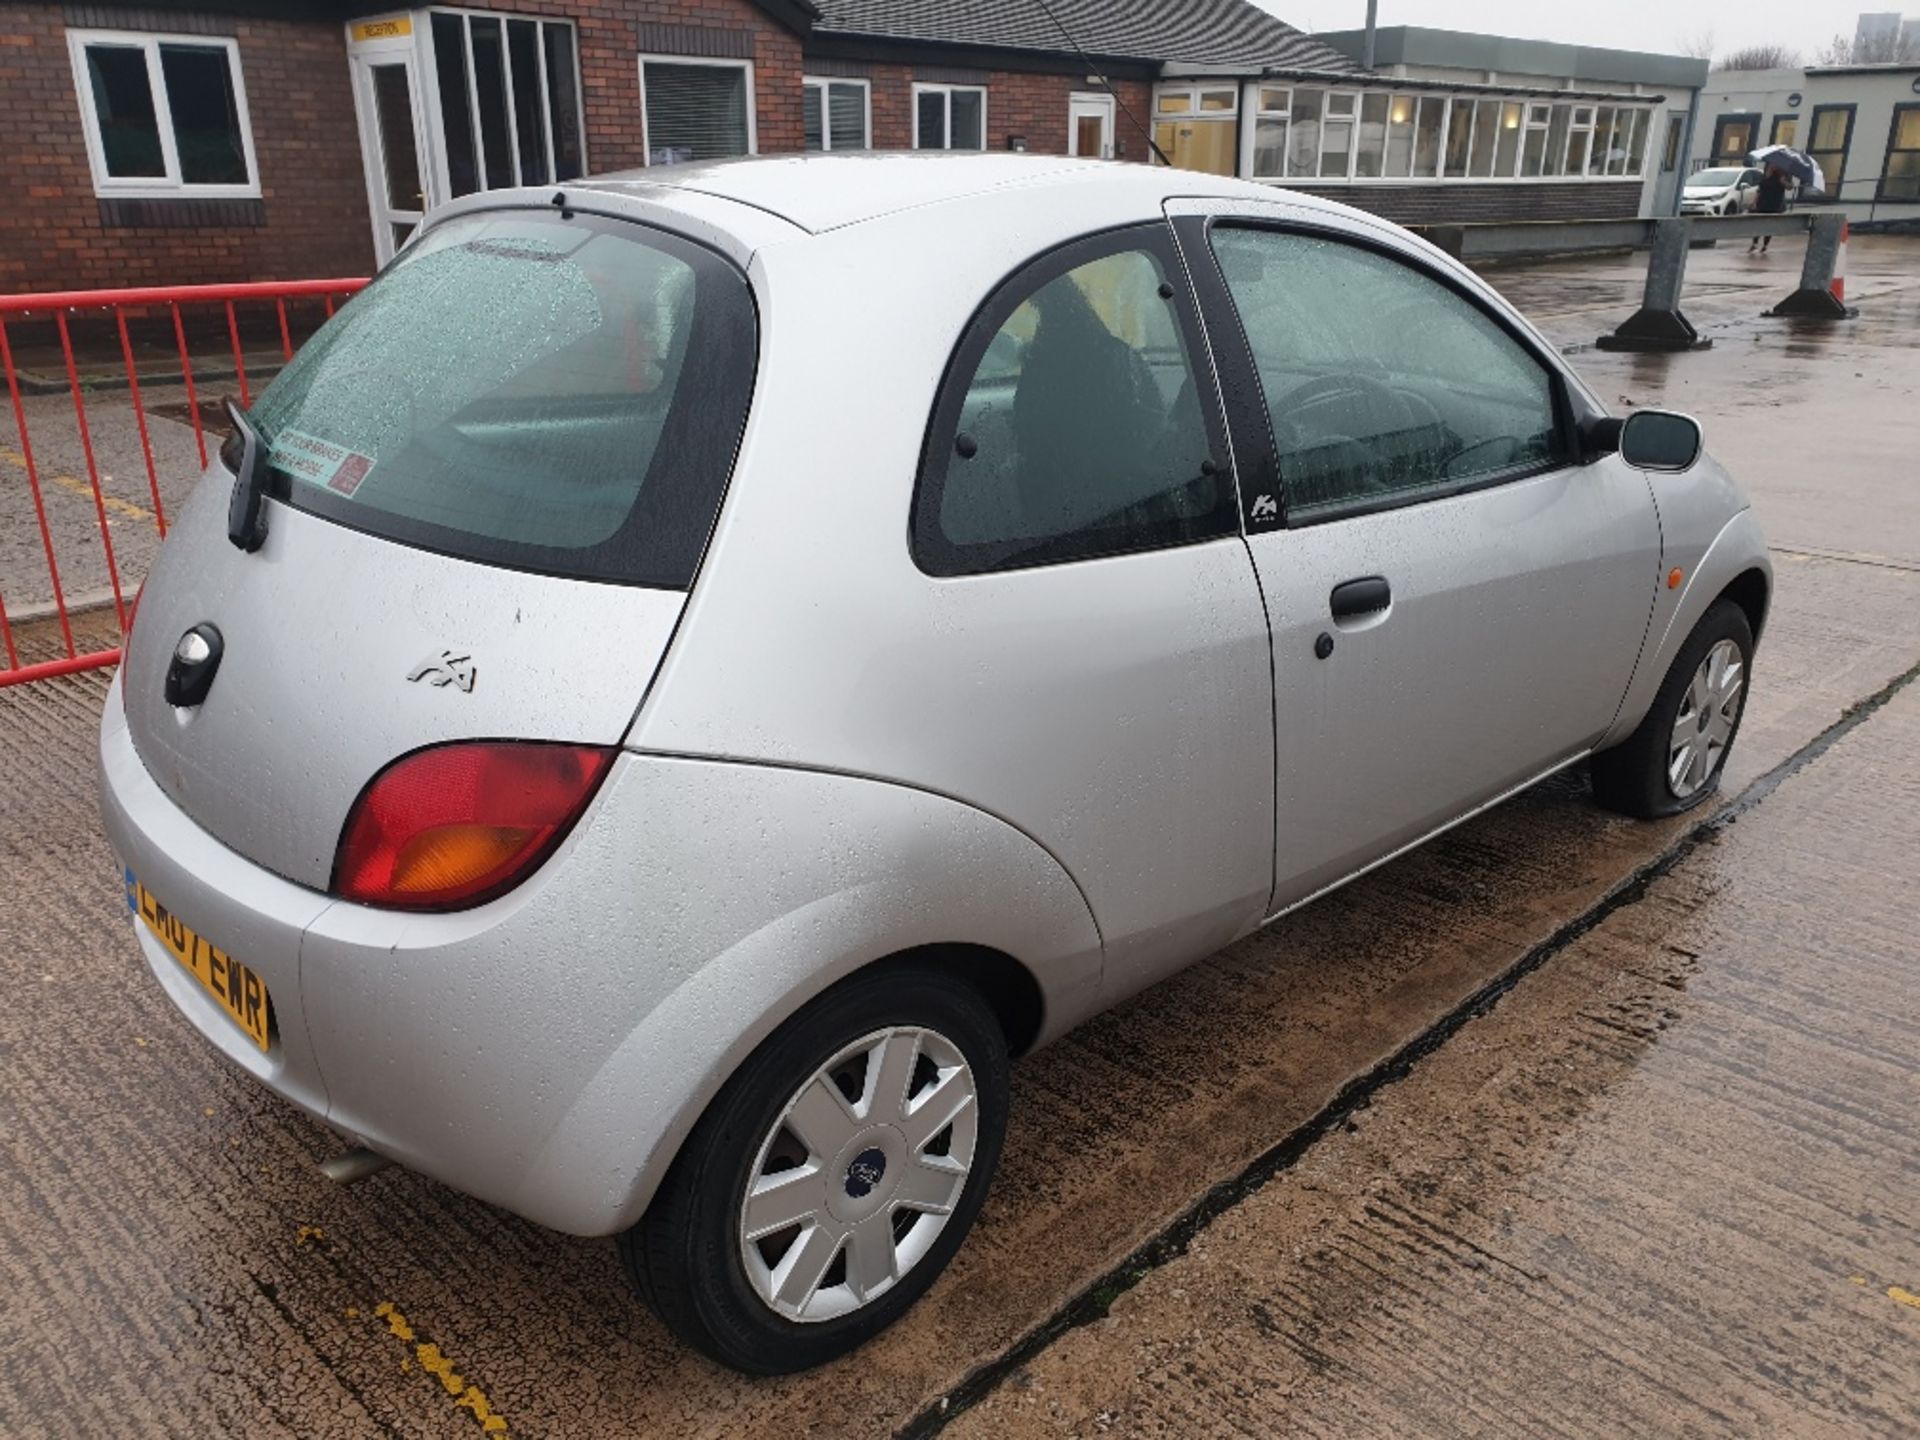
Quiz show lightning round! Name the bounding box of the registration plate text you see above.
[125,871,272,1052]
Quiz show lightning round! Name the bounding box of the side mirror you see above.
[1619,409,1703,472]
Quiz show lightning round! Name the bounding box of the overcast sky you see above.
[1264,0,1864,65]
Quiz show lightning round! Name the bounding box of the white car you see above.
[1681,166,1763,215]
[101,154,1770,1373]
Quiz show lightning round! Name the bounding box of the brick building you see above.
[0,2,1698,293]
[0,0,1351,290]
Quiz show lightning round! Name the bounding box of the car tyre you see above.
[621,962,1010,1374]
[1591,598,1753,820]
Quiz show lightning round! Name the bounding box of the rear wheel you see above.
[1591,599,1752,819]
[621,964,1008,1374]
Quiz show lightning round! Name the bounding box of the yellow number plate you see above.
[127,872,272,1052]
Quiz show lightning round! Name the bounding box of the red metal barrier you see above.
[0,278,367,687]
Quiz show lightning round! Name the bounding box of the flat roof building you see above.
[1150,25,1707,225]
[1691,60,1920,223]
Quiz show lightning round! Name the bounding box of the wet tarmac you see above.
[2,238,1917,1437]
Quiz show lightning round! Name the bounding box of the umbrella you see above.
[1749,144,1826,194]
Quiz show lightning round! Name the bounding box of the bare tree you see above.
[1714,44,1801,71]
[1815,30,1920,65]
[1676,27,1716,61]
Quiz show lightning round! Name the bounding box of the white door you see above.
[1068,93,1115,159]
[349,49,430,264]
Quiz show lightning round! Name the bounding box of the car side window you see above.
[913,232,1237,576]
[1209,226,1565,522]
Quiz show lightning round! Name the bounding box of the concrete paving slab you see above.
[948,670,1920,1440]
[2,518,1915,1439]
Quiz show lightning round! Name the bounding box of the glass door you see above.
[1069,93,1114,159]
[350,49,428,264]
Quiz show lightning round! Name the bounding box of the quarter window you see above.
[914,84,986,151]
[1210,227,1563,521]
[641,57,755,164]
[804,77,869,151]
[66,29,257,197]
[913,234,1235,575]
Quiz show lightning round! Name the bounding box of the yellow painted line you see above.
[372,1302,510,1436]
[2,446,155,524]
[1890,1286,1920,1311]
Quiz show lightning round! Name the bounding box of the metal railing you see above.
[0,278,367,687]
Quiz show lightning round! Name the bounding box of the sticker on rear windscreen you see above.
[270,429,376,497]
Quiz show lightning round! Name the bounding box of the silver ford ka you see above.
[100,154,1770,1373]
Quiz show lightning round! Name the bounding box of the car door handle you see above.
[1329,576,1391,619]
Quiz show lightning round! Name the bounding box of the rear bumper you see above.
[97,674,675,1234]
[100,680,337,1121]
[100,675,1102,1237]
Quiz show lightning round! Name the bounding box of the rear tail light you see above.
[332,741,616,910]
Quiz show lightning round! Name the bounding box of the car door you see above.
[1171,204,1661,914]
[901,223,1277,999]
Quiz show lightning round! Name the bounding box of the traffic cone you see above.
[1830,221,1848,306]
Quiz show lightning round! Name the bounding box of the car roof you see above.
[566,152,1265,235]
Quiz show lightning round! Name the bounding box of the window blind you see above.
[646,63,749,163]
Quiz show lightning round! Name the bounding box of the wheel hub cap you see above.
[1668,638,1745,800]
[739,1025,979,1324]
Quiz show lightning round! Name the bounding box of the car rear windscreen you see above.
[244,208,756,587]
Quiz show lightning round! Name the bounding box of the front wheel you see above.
[621,963,1009,1374]
[1591,599,1753,819]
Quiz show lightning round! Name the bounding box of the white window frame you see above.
[1604,108,1631,176]
[1441,97,1475,177]
[1269,85,1361,180]
[803,75,871,151]
[1566,105,1597,178]
[1153,82,1239,119]
[638,54,758,166]
[1518,101,1553,178]
[1319,90,1359,179]
[912,82,988,151]
[1224,82,1655,188]
[1246,83,1290,180]
[416,8,590,201]
[65,28,260,199]
[1408,94,1448,178]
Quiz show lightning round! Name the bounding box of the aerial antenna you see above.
[1031,0,1174,166]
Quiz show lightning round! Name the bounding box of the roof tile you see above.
[809,0,1359,71]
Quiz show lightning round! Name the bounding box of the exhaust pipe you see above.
[319,1146,394,1185]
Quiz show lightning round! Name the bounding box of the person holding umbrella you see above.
[1746,144,1826,254]
[1750,162,1789,253]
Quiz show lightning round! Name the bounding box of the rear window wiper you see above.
[224,398,269,552]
